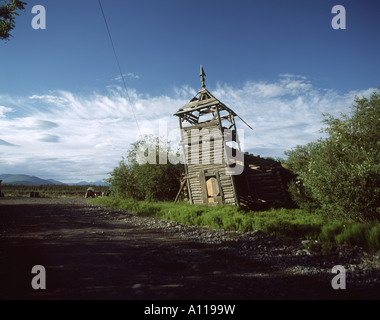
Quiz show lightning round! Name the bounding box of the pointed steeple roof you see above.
[174,66,253,130]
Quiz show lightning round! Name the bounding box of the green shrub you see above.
[107,135,185,202]
[285,90,380,222]
[366,224,380,249]
[318,222,345,243]
[334,224,368,247]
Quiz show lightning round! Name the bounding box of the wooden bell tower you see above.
[174,66,250,206]
[174,67,293,209]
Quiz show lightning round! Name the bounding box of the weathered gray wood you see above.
[174,73,292,208]
[174,179,186,204]
[199,170,208,204]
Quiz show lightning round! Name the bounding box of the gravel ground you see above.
[103,205,380,295]
[0,197,379,300]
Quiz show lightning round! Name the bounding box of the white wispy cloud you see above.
[213,76,375,157]
[0,87,188,182]
[113,73,140,82]
[0,105,13,118]
[0,76,375,182]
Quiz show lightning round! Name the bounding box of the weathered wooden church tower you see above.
[174,66,246,206]
[174,66,292,208]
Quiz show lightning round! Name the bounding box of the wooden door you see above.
[200,170,223,205]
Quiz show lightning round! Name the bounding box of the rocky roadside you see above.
[1,197,379,299]
[87,203,380,297]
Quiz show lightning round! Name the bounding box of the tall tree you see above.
[0,0,26,41]
[107,135,185,202]
[285,89,380,222]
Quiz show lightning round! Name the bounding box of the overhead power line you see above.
[98,0,141,135]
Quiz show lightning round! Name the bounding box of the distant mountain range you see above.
[0,174,107,186]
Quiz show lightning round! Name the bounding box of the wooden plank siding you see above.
[232,153,293,209]
[183,120,237,206]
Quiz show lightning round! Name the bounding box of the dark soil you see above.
[0,197,376,300]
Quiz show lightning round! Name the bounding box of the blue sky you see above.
[1,0,379,183]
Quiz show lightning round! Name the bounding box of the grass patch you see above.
[1,184,109,198]
[89,197,380,252]
[335,224,380,249]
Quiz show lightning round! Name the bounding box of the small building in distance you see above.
[174,67,292,209]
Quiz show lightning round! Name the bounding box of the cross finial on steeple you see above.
[199,65,206,88]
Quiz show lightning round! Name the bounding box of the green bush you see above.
[285,90,380,222]
[335,224,368,248]
[318,222,345,243]
[366,224,380,249]
[107,135,185,202]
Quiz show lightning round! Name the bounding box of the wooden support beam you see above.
[174,179,187,203]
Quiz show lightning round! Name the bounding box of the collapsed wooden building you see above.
[174,67,292,209]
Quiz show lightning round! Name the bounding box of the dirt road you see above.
[0,197,377,300]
